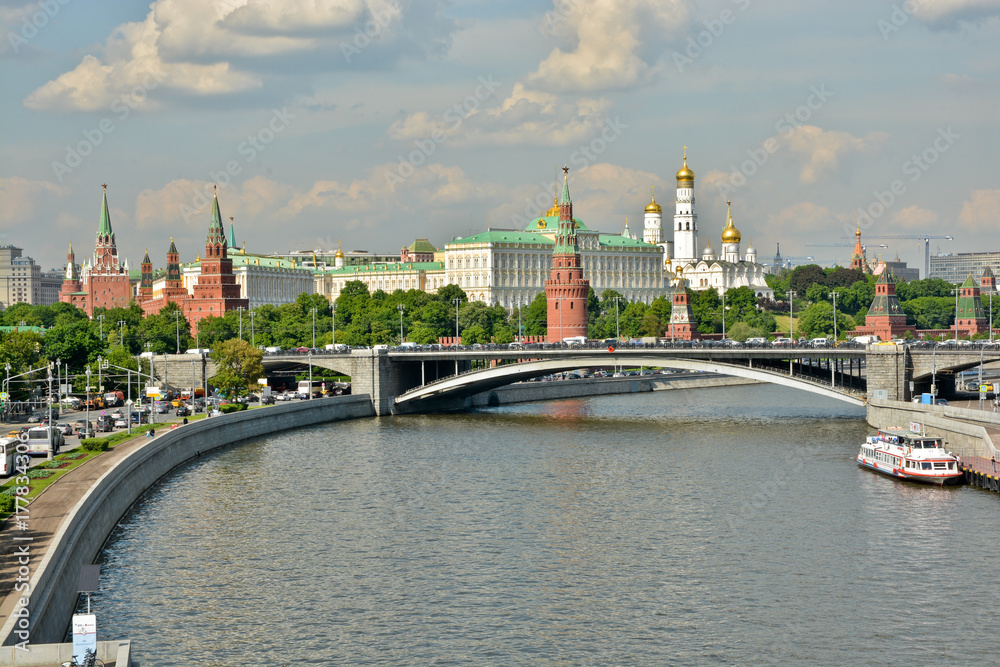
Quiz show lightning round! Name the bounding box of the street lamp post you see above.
[516,298,521,343]
[308,350,313,400]
[250,310,256,348]
[722,291,727,340]
[613,297,621,340]
[85,368,91,434]
[311,307,317,349]
[46,365,53,460]
[832,290,838,344]
[55,359,61,409]
[453,298,462,344]
[788,290,797,341]
[331,304,336,347]
[97,314,104,341]
[238,307,244,340]
[397,304,405,344]
[118,319,126,347]
[3,363,9,423]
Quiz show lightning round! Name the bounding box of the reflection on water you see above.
[84,387,999,666]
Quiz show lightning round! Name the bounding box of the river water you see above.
[83,387,999,665]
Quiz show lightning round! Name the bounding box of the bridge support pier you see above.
[866,346,912,402]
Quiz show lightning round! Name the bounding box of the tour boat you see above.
[857,428,964,486]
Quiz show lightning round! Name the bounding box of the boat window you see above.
[948,462,955,470]
[921,462,932,470]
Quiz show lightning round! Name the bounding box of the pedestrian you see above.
[149,428,155,438]
[145,429,151,440]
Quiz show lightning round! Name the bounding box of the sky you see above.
[1,0,998,277]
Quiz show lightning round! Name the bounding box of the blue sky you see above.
[1,0,998,276]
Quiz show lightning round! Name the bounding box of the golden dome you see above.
[676,146,694,182]
[545,196,560,217]
[335,240,344,258]
[645,186,662,213]
[721,200,741,244]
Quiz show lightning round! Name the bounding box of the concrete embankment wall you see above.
[469,374,760,407]
[2,396,374,647]
[867,399,999,458]
[0,639,131,666]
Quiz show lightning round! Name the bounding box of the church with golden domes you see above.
[659,151,773,300]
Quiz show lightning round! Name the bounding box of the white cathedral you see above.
[638,149,773,300]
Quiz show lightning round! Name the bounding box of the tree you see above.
[461,324,488,344]
[900,296,953,329]
[798,302,856,338]
[436,283,467,305]
[727,321,765,342]
[805,283,830,304]
[210,339,265,397]
[523,293,547,336]
[788,264,826,294]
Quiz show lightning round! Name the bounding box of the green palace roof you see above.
[448,227,656,250]
[407,238,438,253]
[524,214,591,233]
[181,251,307,270]
[0,325,45,333]
[316,261,445,276]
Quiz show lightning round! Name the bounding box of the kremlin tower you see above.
[183,187,249,333]
[545,166,590,342]
[58,185,132,316]
[849,226,870,273]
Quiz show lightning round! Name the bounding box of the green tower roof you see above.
[97,187,113,238]
[207,187,226,246]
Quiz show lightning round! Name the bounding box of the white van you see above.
[185,348,211,355]
[323,343,349,352]
[809,337,831,348]
[563,336,588,347]
[264,346,282,354]
[24,427,62,456]
[852,335,880,345]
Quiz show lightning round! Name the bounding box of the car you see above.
[771,337,793,347]
[745,337,769,346]
[74,418,89,429]
[295,346,309,352]
[175,406,191,417]
[78,427,96,439]
[261,395,276,405]
[935,399,949,406]
[114,418,128,429]
[6,429,22,439]
[156,403,170,414]
[110,410,125,420]
[809,338,831,347]
[56,423,73,436]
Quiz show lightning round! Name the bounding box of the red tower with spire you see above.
[545,166,590,342]
[59,185,132,316]
[182,187,248,334]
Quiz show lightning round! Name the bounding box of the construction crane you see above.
[767,256,836,269]
[855,235,953,279]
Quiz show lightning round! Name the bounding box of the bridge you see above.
[151,345,1000,415]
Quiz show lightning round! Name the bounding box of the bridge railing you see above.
[384,340,871,353]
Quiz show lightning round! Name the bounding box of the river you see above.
[82,386,999,665]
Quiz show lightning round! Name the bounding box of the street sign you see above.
[0,392,7,401]
[909,421,921,433]
[146,386,160,397]
[257,378,268,385]
[71,614,97,663]
[100,410,106,416]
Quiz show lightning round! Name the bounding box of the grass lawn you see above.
[773,315,798,336]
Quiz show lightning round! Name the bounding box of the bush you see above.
[80,438,110,452]
[0,494,13,514]
[26,468,56,479]
[219,404,242,414]
[57,452,86,460]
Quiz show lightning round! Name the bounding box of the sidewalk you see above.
[0,431,156,637]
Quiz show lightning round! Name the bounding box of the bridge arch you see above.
[395,354,865,411]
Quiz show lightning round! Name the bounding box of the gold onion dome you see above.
[645,186,662,213]
[721,200,741,243]
[676,147,694,181]
[335,240,344,258]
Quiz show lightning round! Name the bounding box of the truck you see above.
[85,395,106,410]
[104,390,124,407]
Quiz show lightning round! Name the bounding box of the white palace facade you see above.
[314,152,773,305]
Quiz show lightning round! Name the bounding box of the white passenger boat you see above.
[857,427,964,486]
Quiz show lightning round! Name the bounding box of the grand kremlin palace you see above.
[314,200,667,309]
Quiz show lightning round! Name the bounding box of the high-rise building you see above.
[0,244,57,307]
[545,166,589,342]
[929,251,1000,286]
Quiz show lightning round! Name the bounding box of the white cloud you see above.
[890,204,940,230]
[386,83,613,147]
[24,0,456,111]
[0,177,69,226]
[782,125,888,184]
[527,0,692,92]
[911,0,1000,26]
[957,188,1000,231]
